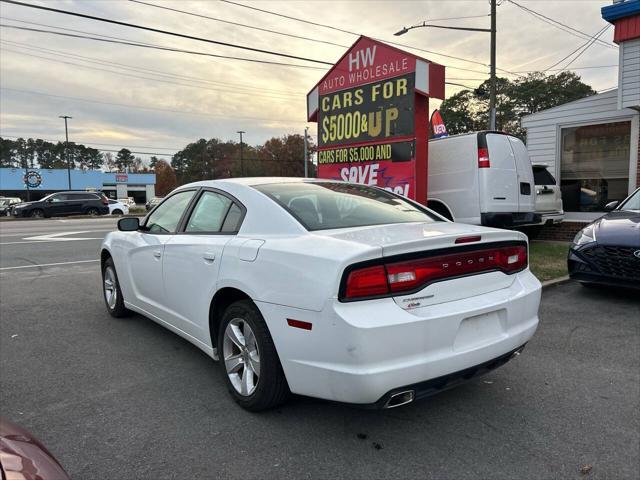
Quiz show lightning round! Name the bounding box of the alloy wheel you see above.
[223,318,260,396]
[103,266,117,310]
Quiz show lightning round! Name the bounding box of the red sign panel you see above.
[307,36,445,205]
[318,37,416,95]
[115,174,128,183]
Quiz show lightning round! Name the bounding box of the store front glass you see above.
[560,121,630,211]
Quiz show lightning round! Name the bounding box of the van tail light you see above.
[342,243,527,301]
[478,147,490,168]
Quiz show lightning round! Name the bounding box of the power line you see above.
[1,0,334,65]
[425,14,490,22]
[507,0,616,50]
[0,134,177,155]
[513,64,618,73]
[0,38,307,96]
[0,46,306,101]
[558,25,612,72]
[1,87,309,124]
[0,15,490,78]
[0,22,485,90]
[0,24,327,70]
[219,0,524,77]
[130,0,491,76]
[544,25,610,72]
[129,0,348,49]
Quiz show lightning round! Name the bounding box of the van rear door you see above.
[508,136,536,213]
[479,133,518,213]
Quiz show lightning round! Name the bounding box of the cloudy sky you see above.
[0,0,619,160]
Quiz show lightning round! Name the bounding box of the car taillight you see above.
[478,147,490,168]
[345,265,388,299]
[342,244,527,301]
[101,196,109,205]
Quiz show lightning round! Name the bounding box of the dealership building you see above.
[0,168,156,203]
[522,0,640,222]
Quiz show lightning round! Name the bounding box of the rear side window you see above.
[533,167,556,186]
[185,191,233,233]
[145,190,195,234]
[255,182,439,231]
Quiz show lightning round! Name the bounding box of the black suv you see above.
[12,191,110,218]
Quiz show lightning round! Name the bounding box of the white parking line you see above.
[0,239,103,245]
[0,259,99,271]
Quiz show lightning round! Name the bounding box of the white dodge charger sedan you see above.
[100,178,541,411]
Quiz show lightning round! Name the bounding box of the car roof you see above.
[182,177,344,190]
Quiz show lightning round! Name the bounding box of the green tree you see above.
[439,72,595,139]
[115,148,135,172]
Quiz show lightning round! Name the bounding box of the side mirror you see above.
[604,200,619,211]
[118,217,140,231]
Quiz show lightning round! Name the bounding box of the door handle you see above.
[203,252,216,263]
[153,250,162,259]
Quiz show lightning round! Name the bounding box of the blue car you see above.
[568,187,640,289]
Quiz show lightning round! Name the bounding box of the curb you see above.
[541,275,571,288]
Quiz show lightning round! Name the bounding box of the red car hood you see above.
[0,417,70,480]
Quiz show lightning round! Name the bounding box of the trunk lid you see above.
[315,221,521,257]
[320,221,528,307]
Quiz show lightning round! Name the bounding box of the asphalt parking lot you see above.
[1,218,638,480]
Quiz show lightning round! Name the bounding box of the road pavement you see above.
[0,218,638,479]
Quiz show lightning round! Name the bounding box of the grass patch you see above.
[528,240,570,282]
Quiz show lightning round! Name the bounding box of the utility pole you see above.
[237,130,245,177]
[488,0,497,130]
[59,115,72,190]
[303,127,309,178]
[394,8,496,129]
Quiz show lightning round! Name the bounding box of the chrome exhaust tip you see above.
[384,390,415,409]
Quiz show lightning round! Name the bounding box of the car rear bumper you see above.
[481,212,541,228]
[258,269,541,405]
[539,211,564,225]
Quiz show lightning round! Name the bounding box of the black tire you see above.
[102,257,132,318]
[218,300,289,411]
[87,207,99,216]
[112,209,123,215]
[30,208,44,218]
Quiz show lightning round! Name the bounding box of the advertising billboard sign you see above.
[307,36,445,204]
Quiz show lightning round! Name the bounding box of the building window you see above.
[560,121,631,211]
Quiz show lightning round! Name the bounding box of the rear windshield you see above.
[532,167,556,186]
[254,182,439,231]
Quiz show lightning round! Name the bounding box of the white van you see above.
[427,131,540,228]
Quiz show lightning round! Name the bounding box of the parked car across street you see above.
[108,199,130,215]
[101,178,542,411]
[0,197,22,216]
[12,191,109,218]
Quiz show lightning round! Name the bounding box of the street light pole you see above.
[59,115,72,190]
[237,130,245,177]
[304,127,309,178]
[488,0,497,130]
[394,8,497,130]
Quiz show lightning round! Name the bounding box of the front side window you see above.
[145,190,195,234]
[254,182,439,231]
[560,121,631,211]
[185,191,234,233]
[619,188,640,211]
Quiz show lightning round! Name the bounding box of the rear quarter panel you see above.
[217,234,381,312]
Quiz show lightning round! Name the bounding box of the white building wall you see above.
[618,38,640,110]
[521,89,639,195]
